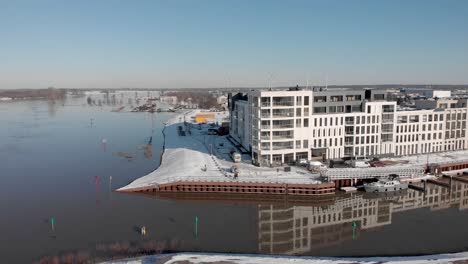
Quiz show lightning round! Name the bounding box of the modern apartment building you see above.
[229,87,468,166]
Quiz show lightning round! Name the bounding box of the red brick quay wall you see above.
[119,181,336,196]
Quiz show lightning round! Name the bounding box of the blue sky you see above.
[0,0,467,89]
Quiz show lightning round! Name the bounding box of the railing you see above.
[260,136,271,140]
[261,102,271,107]
[345,130,354,135]
[272,135,294,140]
[344,141,354,146]
[272,125,294,129]
[272,145,294,150]
[272,102,294,107]
[261,125,271,129]
[272,114,294,118]
[345,121,354,125]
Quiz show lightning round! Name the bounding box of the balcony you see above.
[382,119,394,124]
[272,113,294,118]
[272,125,294,129]
[272,101,294,107]
[272,135,294,140]
[272,97,294,107]
[344,141,354,146]
[272,142,294,150]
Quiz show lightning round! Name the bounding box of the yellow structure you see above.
[195,113,215,123]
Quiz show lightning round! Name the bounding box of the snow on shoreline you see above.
[118,111,323,191]
[103,251,468,264]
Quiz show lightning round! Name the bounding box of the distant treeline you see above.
[165,91,219,109]
[0,88,67,100]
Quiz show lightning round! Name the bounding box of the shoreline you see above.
[103,251,468,264]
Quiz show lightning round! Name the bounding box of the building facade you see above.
[229,88,468,166]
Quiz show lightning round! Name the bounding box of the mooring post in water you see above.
[195,216,199,239]
[352,221,357,240]
[50,217,55,232]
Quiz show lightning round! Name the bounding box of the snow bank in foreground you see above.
[103,251,468,264]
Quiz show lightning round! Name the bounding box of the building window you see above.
[304,118,309,127]
[304,96,309,105]
[303,140,308,149]
[330,95,343,102]
[296,108,301,117]
[296,96,302,106]
[313,107,327,113]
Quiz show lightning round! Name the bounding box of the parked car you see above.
[307,161,327,172]
[370,161,385,167]
[232,152,241,163]
[298,158,308,166]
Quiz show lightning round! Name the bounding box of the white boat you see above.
[364,177,408,193]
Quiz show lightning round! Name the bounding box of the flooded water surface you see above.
[1,97,468,263]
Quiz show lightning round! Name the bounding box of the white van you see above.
[307,161,327,172]
[232,152,241,163]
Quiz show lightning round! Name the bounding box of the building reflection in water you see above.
[258,182,468,255]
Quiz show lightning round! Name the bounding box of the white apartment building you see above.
[229,88,468,166]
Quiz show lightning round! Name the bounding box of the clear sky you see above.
[1,0,467,89]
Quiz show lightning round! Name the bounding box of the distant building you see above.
[160,96,178,105]
[402,88,451,98]
[217,95,228,105]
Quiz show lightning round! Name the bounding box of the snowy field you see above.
[103,251,468,264]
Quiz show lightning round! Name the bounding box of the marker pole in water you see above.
[50,217,55,232]
[195,216,199,238]
[352,221,357,240]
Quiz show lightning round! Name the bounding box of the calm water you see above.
[1,97,468,263]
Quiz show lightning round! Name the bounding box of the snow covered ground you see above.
[119,111,322,191]
[103,251,468,264]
